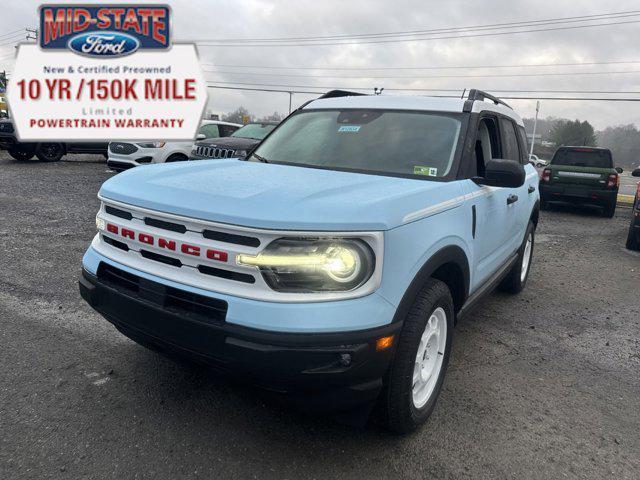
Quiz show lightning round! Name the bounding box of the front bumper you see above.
[107,145,158,171]
[540,184,617,206]
[79,265,401,411]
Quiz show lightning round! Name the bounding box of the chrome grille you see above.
[195,145,235,159]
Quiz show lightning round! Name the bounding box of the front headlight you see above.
[237,238,375,292]
[233,150,247,157]
[135,142,166,148]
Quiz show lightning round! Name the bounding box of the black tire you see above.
[540,198,549,211]
[8,148,34,161]
[35,143,64,162]
[380,278,454,434]
[499,220,535,294]
[603,201,616,218]
[626,221,640,251]
[165,154,188,163]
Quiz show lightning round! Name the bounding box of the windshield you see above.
[552,148,612,168]
[250,109,462,178]
[231,123,276,140]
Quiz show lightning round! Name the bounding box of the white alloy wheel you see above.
[412,307,447,409]
[520,231,533,283]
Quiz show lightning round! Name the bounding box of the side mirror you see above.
[196,133,206,140]
[473,159,526,188]
[615,166,623,174]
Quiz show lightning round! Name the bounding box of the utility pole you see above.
[529,101,540,158]
[26,27,38,42]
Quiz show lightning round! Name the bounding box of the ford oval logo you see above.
[67,31,140,58]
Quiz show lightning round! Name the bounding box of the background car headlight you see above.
[233,150,247,157]
[135,142,166,148]
[237,238,375,292]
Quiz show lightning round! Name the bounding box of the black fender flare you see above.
[391,245,470,324]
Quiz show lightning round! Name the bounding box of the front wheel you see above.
[8,148,34,161]
[380,278,454,434]
[499,220,534,294]
[35,143,64,162]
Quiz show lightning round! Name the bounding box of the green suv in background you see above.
[540,146,621,217]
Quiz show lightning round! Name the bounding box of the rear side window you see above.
[516,126,529,165]
[552,149,612,168]
[499,118,520,162]
[220,124,240,136]
[199,124,220,139]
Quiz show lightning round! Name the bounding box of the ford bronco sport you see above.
[79,90,540,433]
[539,146,620,217]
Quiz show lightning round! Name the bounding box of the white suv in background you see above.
[106,120,242,172]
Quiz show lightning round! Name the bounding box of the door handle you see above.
[528,185,535,194]
[507,194,519,205]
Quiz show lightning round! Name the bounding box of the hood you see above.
[196,136,260,149]
[99,160,462,231]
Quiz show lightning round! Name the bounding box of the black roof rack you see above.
[463,89,512,112]
[318,89,367,99]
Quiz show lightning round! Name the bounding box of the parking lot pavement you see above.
[619,171,638,196]
[1,152,639,480]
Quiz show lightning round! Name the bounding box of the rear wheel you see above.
[499,220,534,294]
[380,278,454,434]
[35,143,64,162]
[8,148,34,161]
[603,200,616,218]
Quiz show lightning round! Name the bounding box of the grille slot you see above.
[140,249,182,267]
[97,263,227,324]
[98,263,139,293]
[105,205,133,220]
[144,217,187,233]
[164,286,228,325]
[0,122,14,133]
[198,265,256,284]
[102,235,129,251]
[202,229,260,247]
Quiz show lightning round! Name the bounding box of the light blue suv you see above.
[79,90,540,433]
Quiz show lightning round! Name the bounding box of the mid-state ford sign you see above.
[7,4,206,141]
[39,5,170,55]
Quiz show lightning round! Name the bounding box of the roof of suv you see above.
[304,94,523,126]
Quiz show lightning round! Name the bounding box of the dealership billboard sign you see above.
[7,4,207,141]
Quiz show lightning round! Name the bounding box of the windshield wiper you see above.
[251,153,269,163]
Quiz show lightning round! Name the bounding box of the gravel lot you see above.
[1,152,639,480]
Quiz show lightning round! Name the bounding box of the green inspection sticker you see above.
[414,166,438,177]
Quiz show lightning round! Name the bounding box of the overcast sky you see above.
[2,0,639,129]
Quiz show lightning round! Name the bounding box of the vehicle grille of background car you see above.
[195,145,235,159]
[0,122,14,133]
[109,143,138,155]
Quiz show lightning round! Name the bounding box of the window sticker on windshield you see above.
[338,125,361,133]
[414,166,438,177]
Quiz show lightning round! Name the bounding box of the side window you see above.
[499,118,520,162]
[516,125,530,165]
[220,125,240,136]
[473,117,501,177]
[199,124,220,139]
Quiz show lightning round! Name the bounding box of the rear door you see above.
[499,117,531,242]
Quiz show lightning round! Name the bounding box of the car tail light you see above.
[541,169,551,182]
[605,173,619,188]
